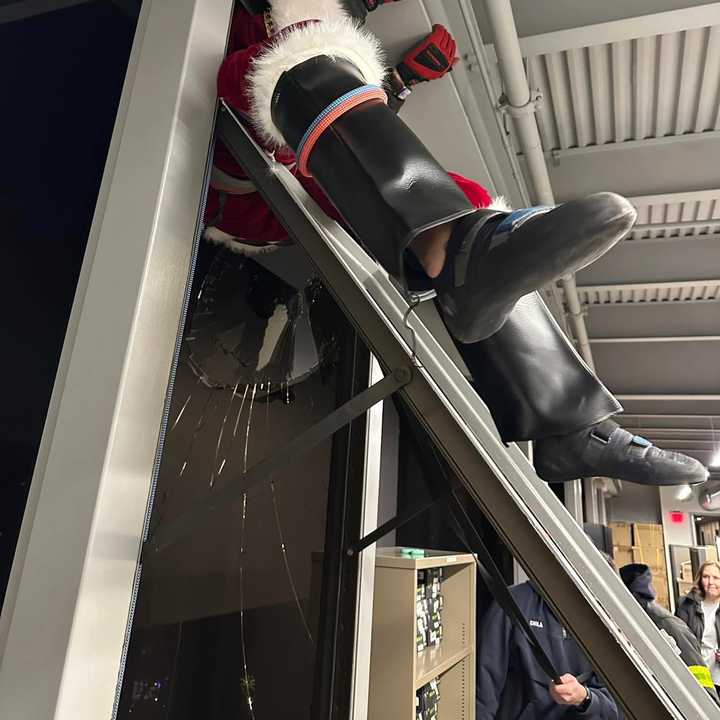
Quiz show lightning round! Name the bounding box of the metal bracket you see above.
[497,88,543,117]
[345,487,452,557]
[145,365,413,557]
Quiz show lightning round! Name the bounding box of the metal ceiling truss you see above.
[484,4,720,59]
[569,279,720,306]
[590,335,720,343]
[620,428,720,438]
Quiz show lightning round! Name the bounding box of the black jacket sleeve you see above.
[580,677,622,719]
[676,597,691,624]
[476,600,512,720]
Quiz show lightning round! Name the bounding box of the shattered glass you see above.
[115,244,358,720]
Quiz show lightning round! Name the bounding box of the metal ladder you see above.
[205,103,719,719]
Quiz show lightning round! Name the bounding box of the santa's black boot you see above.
[456,293,708,486]
[534,420,708,486]
[249,15,636,342]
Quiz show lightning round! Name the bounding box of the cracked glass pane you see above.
[115,243,361,719]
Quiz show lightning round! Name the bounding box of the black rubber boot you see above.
[454,292,621,441]
[436,195,637,342]
[271,55,636,341]
[534,419,709,486]
[272,55,475,278]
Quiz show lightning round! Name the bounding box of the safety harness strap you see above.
[397,400,562,683]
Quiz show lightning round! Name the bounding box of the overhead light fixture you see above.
[711,449,720,469]
[675,484,693,501]
[711,417,720,468]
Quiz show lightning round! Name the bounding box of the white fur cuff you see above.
[489,196,512,212]
[204,227,283,256]
[271,0,346,31]
[248,18,386,148]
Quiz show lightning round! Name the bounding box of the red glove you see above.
[397,24,458,86]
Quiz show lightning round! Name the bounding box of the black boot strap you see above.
[585,421,653,469]
[449,209,506,288]
[589,419,618,443]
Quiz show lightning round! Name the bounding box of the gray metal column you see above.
[564,479,585,524]
[0,2,233,718]
[584,477,600,524]
[351,357,383,720]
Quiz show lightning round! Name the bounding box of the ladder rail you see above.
[218,104,719,719]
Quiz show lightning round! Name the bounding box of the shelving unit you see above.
[368,548,476,719]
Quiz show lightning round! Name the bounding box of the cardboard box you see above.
[633,523,664,548]
[613,545,633,569]
[609,522,632,547]
[632,546,666,568]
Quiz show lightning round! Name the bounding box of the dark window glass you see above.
[116,241,363,719]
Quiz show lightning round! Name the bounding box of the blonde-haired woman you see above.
[677,561,720,691]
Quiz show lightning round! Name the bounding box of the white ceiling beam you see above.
[620,414,720,420]
[484,4,720,59]
[618,428,720,436]
[633,219,720,233]
[546,130,720,161]
[628,189,720,206]
[0,0,93,24]
[528,133,720,201]
[628,232,720,245]
[590,335,720,344]
[616,395,720,401]
[572,279,720,306]
[628,438,720,446]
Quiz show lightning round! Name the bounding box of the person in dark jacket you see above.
[620,563,719,702]
[476,581,619,719]
[676,560,720,692]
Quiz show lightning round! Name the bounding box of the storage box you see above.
[609,522,632,547]
[613,545,633,569]
[633,523,664,548]
[632,546,666,569]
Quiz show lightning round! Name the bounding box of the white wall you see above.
[607,484,662,524]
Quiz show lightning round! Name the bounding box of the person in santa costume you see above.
[203,0,708,487]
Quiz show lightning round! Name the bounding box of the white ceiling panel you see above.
[586,302,720,337]
[568,279,720,306]
[594,342,720,394]
[525,25,720,153]
[628,189,720,240]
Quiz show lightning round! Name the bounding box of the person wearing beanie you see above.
[207,0,709,488]
[620,563,719,701]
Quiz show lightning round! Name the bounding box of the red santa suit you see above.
[204,9,493,253]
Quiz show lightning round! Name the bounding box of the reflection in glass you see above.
[116,244,358,719]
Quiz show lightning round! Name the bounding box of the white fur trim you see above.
[204,227,282,256]
[488,195,512,212]
[272,0,346,31]
[248,18,386,148]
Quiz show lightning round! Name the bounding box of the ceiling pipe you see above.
[483,0,596,370]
